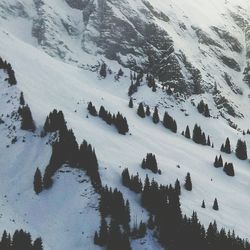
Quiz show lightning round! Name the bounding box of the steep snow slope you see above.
[0,0,250,249]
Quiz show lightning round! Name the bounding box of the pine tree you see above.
[213,198,219,211]
[224,138,231,154]
[223,162,235,176]
[147,214,155,230]
[175,179,181,195]
[218,155,223,167]
[201,200,205,208]
[33,237,43,250]
[207,136,211,146]
[204,104,210,117]
[146,106,151,116]
[87,102,97,116]
[184,172,192,191]
[129,98,133,108]
[33,168,43,194]
[197,100,205,114]
[20,92,25,106]
[98,219,108,246]
[152,106,159,124]
[122,168,130,187]
[94,231,99,245]
[20,105,36,131]
[100,62,107,78]
[185,125,191,139]
[137,103,145,118]
[235,139,248,160]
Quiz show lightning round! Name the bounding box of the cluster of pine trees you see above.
[201,198,219,211]
[0,230,43,250]
[38,110,101,191]
[136,103,177,133]
[192,124,211,146]
[197,100,210,117]
[141,153,160,174]
[0,56,17,85]
[88,102,129,135]
[43,109,67,133]
[220,137,248,160]
[163,111,177,133]
[122,168,143,193]
[18,94,36,132]
[182,125,212,146]
[123,172,249,250]
[128,71,143,96]
[214,155,235,176]
[146,74,156,92]
[95,186,131,249]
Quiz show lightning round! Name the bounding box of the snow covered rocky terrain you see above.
[0,0,250,249]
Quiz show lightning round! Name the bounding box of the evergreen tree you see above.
[204,104,210,117]
[175,179,181,195]
[184,172,192,191]
[152,106,159,124]
[87,102,97,116]
[33,168,43,194]
[236,139,248,160]
[100,62,107,78]
[141,153,158,174]
[197,100,205,114]
[147,214,155,230]
[20,105,36,131]
[224,138,231,154]
[128,98,133,108]
[98,219,108,246]
[185,125,191,139]
[146,105,151,116]
[137,103,145,118]
[20,92,25,106]
[163,112,177,133]
[0,230,11,250]
[223,162,235,176]
[33,237,43,250]
[201,200,206,208]
[207,136,211,146]
[213,198,219,211]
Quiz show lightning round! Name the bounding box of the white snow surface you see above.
[0,0,250,249]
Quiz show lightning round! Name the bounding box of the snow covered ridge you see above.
[1,0,250,249]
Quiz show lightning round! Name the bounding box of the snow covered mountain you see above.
[0,0,250,249]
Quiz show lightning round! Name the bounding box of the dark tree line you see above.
[42,110,102,191]
[197,100,210,117]
[141,153,160,174]
[192,124,211,146]
[95,186,131,249]
[0,230,43,250]
[122,172,249,250]
[88,103,129,135]
[0,56,17,85]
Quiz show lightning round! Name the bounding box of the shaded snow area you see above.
[0,0,250,249]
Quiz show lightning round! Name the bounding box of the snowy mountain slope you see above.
[0,0,250,249]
